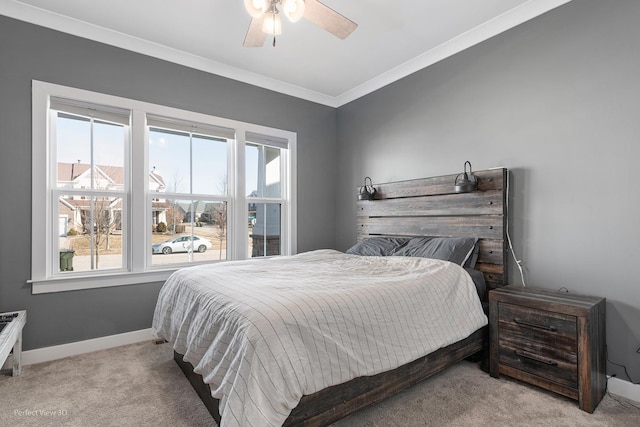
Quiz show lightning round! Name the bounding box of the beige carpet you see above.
[0,341,638,427]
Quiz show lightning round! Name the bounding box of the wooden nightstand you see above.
[489,285,606,413]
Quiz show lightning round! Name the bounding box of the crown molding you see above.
[1,0,572,108]
[335,0,572,106]
[0,0,336,105]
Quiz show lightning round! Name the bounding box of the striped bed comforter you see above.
[152,249,488,427]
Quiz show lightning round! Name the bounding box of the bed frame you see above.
[175,167,508,426]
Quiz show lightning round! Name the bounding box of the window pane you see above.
[93,120,125,178]
[246,144,281,198]
[192,135,227,196]
[148,128,190,193]
[58,195,124,272]
[149,128,227,196]
[56,114,125,190]
[151,198,227,266]
[57,114,90,173]
[249,203,281,257]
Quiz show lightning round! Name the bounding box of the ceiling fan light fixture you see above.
[282,0,305,22]
[242,0,357,47]
[262,10,283,35]
[244,0,268,18]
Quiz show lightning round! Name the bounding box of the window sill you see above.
[29,269,177,294]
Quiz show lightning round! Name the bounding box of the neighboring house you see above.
[178,200,225,223]
[149,167,169,227]
[178,200,207,223]
[57,162,168,235]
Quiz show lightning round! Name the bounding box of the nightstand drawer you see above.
[498,336,577,388]
[498,303,577,349]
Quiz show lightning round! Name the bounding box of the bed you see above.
[153,167,508,427]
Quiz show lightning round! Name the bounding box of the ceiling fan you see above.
[243,0,358,47]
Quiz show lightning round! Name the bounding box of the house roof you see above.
[149,170,166,187]
[59,196,169,211]
[58,162,124,185]
[57,162,164,188]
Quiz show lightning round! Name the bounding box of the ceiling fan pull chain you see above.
[273,36,277,47]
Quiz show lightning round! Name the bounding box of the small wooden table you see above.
[0,310,27,376]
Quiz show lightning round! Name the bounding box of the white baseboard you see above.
[3,330,639,405]
[2,328,155,369]
[608,376,640,404]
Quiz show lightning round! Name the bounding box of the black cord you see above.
[606,345,639,384]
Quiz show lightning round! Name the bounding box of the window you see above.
[31,81,296,293]
[53,101,130,274]
[147,117,232,266]
[246,134,287,257]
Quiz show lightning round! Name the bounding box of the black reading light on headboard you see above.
[454,161,478,193]
[358,177,377,200]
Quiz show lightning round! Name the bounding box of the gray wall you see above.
[336,0,640,379]
[0,16,337,350]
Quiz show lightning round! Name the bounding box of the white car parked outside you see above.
[152,235,212,254]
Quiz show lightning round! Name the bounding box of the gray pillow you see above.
[346,237,410,256]
[391,236,478,266]
[463,241,480,269]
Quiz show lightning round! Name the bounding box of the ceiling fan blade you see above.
[243,16,267,47]
[303,0,358,40]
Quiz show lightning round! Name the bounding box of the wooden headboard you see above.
[356,168,508,295]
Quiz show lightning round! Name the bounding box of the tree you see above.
[214,203,227,259]
[166,169,184,233]
[82,196,119,269]
[214,175,228,259]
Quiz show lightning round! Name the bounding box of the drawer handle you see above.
[513,318,557,332]
[514,350,559,366]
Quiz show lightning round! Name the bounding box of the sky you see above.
[56,114,260,197]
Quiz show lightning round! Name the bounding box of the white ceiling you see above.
[1,0,571,107]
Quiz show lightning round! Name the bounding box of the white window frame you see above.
[30,80,297,294]
[245,134,290,257]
